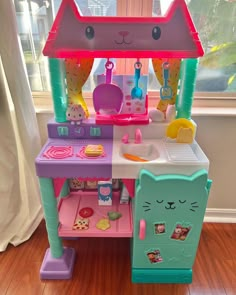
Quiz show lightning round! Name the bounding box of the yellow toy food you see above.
[176,127,194,144]
[166,118,195,139]
[84,144,104,157]
[96,218,111,231]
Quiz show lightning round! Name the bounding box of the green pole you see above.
[39,177,63,258]
[48,58,67,122]
[176,58,199,120]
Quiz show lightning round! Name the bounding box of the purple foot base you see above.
[40,247,76,280]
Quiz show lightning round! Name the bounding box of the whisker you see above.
[145,202,151,205]
[190,209,195,212]
[191,202,198,205]
[142,206,150,208]
[144,209,151,212]
[192,206,199,208]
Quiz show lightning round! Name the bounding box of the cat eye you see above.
[156,200,163,203]
[85,26,94,40]
[152,26,161,40]
[179,200,186,204]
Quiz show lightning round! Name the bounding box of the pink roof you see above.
[43,0,204,58]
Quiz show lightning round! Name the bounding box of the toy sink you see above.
[120,143,160,162]
[112,138,209,179]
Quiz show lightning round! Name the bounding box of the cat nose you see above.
[168,202,174,206]
[119,31,129,37]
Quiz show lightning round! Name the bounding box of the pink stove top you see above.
[43,146,74,159]
[35,139,113,179]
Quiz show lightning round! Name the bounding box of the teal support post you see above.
[60,179,69,198]
[176,58,199,120]
[39,177,63,258]
[48,58,67,123]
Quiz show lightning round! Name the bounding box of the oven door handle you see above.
[139,219,146,240]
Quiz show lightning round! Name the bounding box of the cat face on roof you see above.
[43,0,204,57]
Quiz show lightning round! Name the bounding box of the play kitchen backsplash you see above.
[97,73,148,114]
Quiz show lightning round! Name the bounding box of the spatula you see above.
[160,62,172,100]
[131,61,143,100]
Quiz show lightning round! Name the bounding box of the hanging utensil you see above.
[160,61,172,100]
[93,60,123,114]
[131,61,143,100]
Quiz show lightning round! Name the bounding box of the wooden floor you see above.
[0,222,235,295]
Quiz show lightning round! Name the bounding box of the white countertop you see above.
[112,139,209,179]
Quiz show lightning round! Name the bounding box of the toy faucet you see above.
[135,128,142,144]
[122,134,129,144]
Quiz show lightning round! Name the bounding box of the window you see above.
[14,0,236,106]
[14,0,118,92]
[149,0,236,94]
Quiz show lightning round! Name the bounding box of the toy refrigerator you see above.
[132,168,212,283]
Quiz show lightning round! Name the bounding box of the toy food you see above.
[96,218,111,231]
[84,145,104,157]
[72,218,89,230]
[123,153,149,162]
[176,127,194,144]
[166,118,195,139]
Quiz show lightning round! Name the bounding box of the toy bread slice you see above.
[84,144,104,156]
[166,118,195,139]
[176,127,194,144]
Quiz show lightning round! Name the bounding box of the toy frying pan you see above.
[160,62,172,100]
[131,61,143,100]
[93,61,123,114]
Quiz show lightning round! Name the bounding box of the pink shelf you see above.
[58,191,133,237]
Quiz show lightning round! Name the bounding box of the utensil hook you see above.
[105,59,114,84]
[134,60,142,87]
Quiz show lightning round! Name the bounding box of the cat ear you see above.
[192,170,208,188]
[139,169,156,187]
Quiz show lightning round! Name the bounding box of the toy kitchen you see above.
[35,0,212,284]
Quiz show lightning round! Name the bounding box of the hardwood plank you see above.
[189,236,226,295]
[0,222,47,294]
[44,237,189,295]
[0,222,236,295]
[189,223,236,295]
[214,259,236,295]
[0,247,21,294]
[201,223,233,260]
[6,262,45,295]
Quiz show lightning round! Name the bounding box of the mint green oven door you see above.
[132,169,211,269]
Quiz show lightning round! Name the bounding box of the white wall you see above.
[37,112,236,211]
[193,115,236,210]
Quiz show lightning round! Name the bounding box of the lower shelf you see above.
[58,191,133,237]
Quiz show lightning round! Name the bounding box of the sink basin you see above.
[120,143,160,162]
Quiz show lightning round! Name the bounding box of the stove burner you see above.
[77,146,106,159]
[43,146,73,159]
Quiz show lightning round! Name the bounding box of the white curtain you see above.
[0,0,43,251]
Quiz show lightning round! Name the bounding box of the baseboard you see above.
[204,208,236,223]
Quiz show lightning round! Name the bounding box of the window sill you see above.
[192,107,236,117]
[34,94,236,118]
[35,105,236,118]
